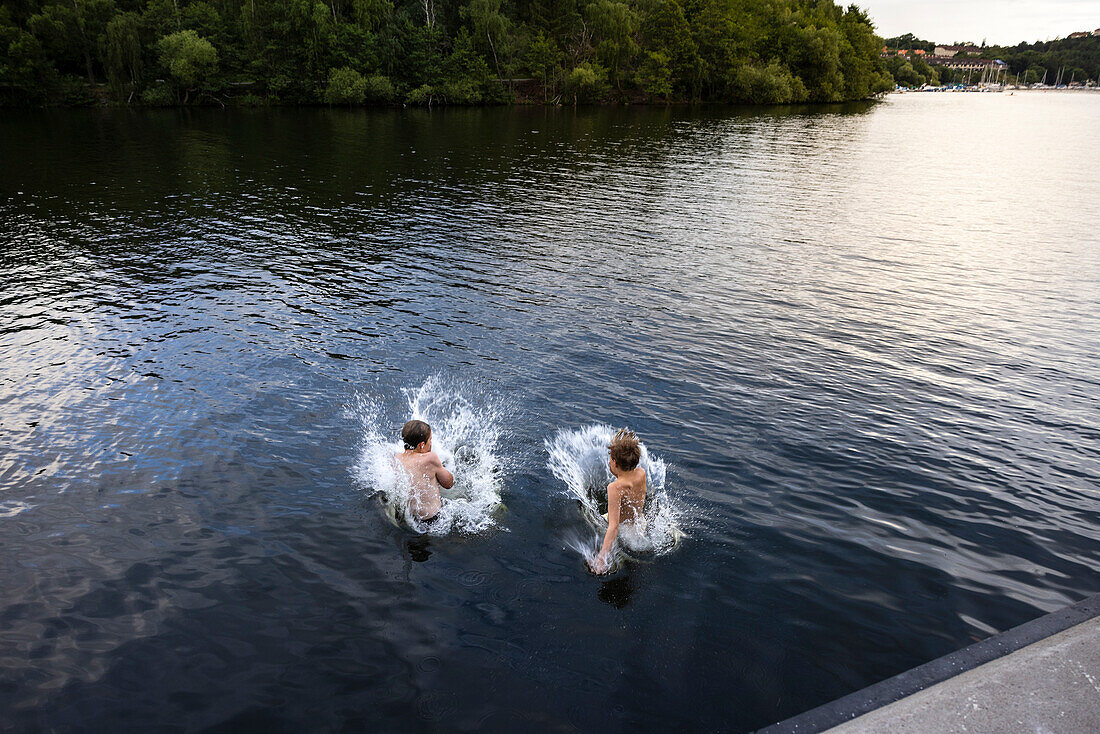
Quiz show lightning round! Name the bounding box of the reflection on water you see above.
[598,576,636,609]
[1,94,1098,732]
[407,536,433,564]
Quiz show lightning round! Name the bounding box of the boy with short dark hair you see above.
[591,428,647,574]
[394,420,454,522]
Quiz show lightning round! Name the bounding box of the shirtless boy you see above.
[394,419,454,522]
[591,428,647,574]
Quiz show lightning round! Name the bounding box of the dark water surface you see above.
[2,94,1099,732]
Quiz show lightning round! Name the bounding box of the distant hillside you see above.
[992,34,1100,84]
[878,31,1100,87]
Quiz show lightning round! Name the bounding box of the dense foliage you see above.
[0,0,893,105]
[995,35,1100,85]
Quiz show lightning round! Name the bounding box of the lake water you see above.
[2,93,1098,732]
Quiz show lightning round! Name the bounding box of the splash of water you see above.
[546,424,682,570]
[351,377,506,535]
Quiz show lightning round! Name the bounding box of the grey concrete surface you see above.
[824,616,1100,734]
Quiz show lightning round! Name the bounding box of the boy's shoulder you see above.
[608,475,633,494]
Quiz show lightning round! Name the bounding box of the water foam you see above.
[351,377,506,535]
[546,425,682,571]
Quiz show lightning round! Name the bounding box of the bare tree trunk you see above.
[83,50,96,86]
[487,30,502,80]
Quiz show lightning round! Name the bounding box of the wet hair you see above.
[401,420,431,450]
[609,428,641,471]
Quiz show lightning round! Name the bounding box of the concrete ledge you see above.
[757,594,1100,733]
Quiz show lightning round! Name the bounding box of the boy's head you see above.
[609,428,641,471]
[401,419,432,450]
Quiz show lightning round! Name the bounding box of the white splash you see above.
[546,424,682,570]
[351,377,506,535]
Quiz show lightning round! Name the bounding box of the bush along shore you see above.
[0,0,895,107]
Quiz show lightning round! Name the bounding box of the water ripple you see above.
[1,96,1098,731]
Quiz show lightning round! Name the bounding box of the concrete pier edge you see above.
[756,593,1100,733]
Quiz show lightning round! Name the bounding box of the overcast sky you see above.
[867,0,1099,46]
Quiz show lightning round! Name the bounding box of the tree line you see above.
[996,34,1099,85]
[0,0,894,106]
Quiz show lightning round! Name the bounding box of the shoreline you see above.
[0,97,890,111]
[5,88,1098,110]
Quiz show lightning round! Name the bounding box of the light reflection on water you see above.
[1,94,1098,732]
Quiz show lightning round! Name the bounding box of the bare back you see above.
[394,451,445,520]
[612,466,647,524]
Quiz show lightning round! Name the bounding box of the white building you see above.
[934,45,981,57]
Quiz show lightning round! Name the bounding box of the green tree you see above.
[787,23,845,102]
[584,0,638,89]
[529,0,581,48]
[1,13,56,100]
[526,31,562,101]
[731,59,807,103]
[406,83,435,105]
[363,73,394,100]
[182,2,222,44]
[837,5,891,99]
[635,50,672,98]
[565,60,608,102]
[690,0,747,98]
[156,29,218,102]
[911,56,938,86]
[441,27,501,103]
[102,11,142,99]
[640,0,699,96]
[463,0,509,79]
[29,0,115,85]
[324,65,366,103]
[403,21,445,90]
[886,57,924,87]
[142,0,182,40]
[353,0,392,30]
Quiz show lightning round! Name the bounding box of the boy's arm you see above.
[593,483,622,573]
[429,453,454,489]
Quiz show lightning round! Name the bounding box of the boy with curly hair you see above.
[591,428,647,574]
